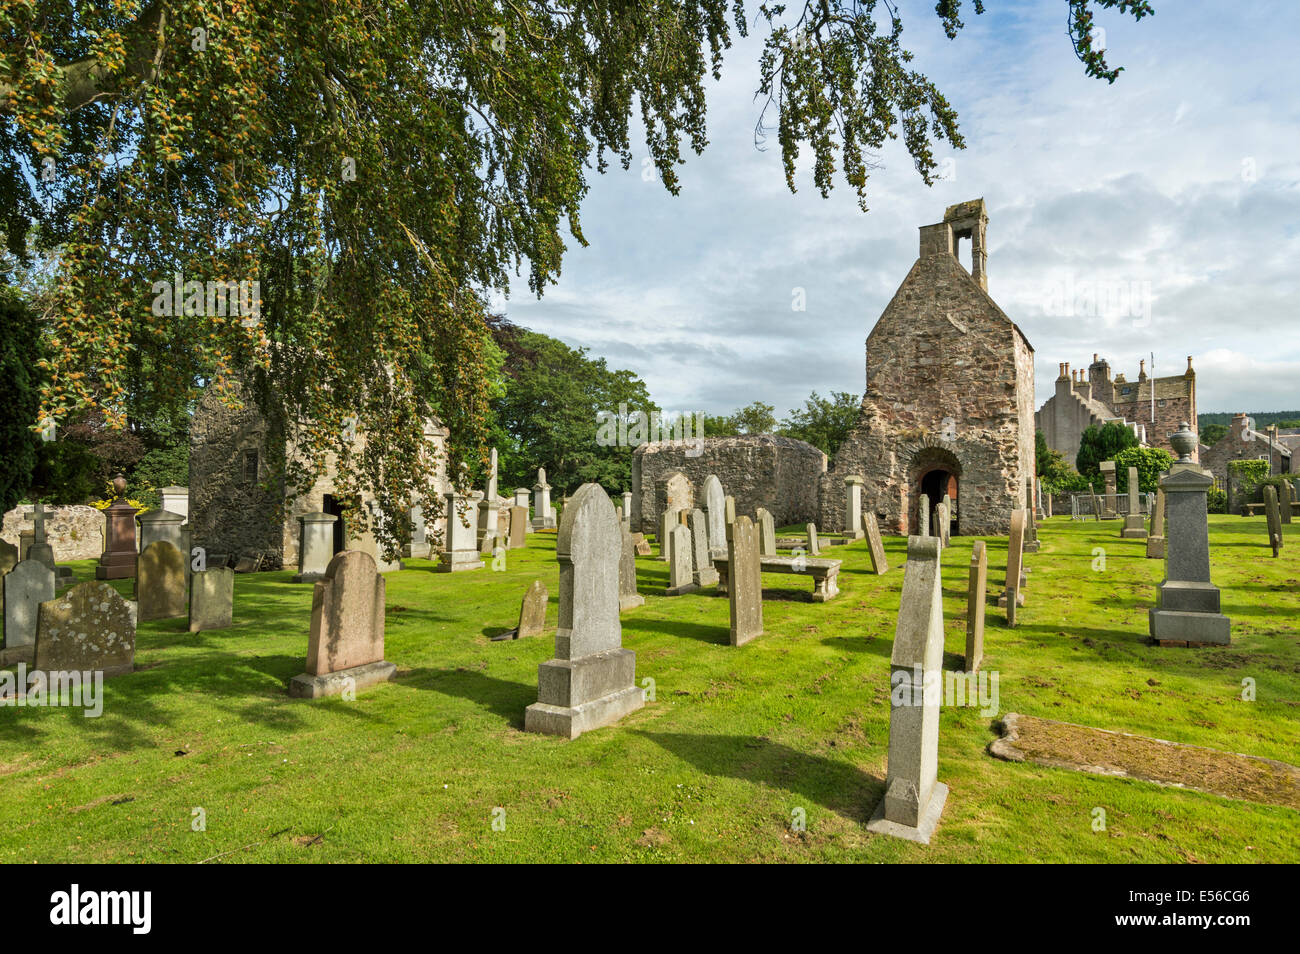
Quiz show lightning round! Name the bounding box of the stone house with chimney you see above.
[1201,413,1293,485]
[819,199,1036,537]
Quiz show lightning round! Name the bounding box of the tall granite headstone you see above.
[1100,461,1118,518]
[1146,489,1166,559]
[665,524,697,596]
[863,512,888,574]
[525,483,644,739]
[998,509,1027,609]
[844,475,865,539]
[1121,466,1148,539]
[688,509,719,587]
[964,541,987,672]
[701,475,727,560]
[4,559,55,649]
[756,508,777,556]
[1264,485,1283,557]
[619,526,645,611]
[438,493,485,572]
[727,515,763,646]
[867,535,949,844]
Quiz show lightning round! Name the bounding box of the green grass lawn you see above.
[1,514,1297,863]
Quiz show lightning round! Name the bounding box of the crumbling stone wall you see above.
[2,505,105,561]
[820,200,1035,537]
[633,435,827,533]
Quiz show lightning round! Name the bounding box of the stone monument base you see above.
[694,568,720,587]
[1121,515,1148,539]
[1149,609,1230,646]
[437,552,485,573]
[525,648,644,739]
[95,554,136,580]
[866,781,949,845]
[665,581,699,596]
[289,660,396,699]
[1145,535,1166,559]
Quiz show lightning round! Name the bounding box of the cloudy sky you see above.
[497,0,1300,420]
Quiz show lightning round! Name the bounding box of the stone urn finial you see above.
[1169,422,1197,462]
[112,473,128,498]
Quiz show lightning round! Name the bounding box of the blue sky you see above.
[495,0,1300,420]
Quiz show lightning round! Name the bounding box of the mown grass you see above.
[0,514,1296,863]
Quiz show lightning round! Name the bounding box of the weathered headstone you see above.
[844,475,865,538]
[0,541,17,575]
[619,527,645,611]
[138,509,186,554]
[1090,490,1102,522]
[867,535,949,844]
[863,512,888,574]
[1100,460,1118,518]
[33,581,136,678]
[806,522,821,556]
[477,448,500,547]
[23,503,56,572]
[519,580,547,637]
[189,567,234,632]
[658,507,680,562]
[665,523,697,596]
[404,503,431,559]
[510,506,528,550]
[964,541,987,672]
[290,550,394,698]
[4,559,55,649]
[135,540,187,621]
[525,483,644,739]
[632,532,651,556]
[438,493,485,572]
[755,508,777,556]
[1121,466,1148,539]
[918,495,931,537]
[1264,485,1283,557]
[96,475,139,580]
[702,475,727,559]
[1146,489,1166,559]
[159,486,190,521]
[998,509,1027,609]
[688,509,719,587]
[1022,479,1039,553]
[1149,458,1231,646]
[727,515,763,646]
[621,491,633,531]
[1281,480,1295,525]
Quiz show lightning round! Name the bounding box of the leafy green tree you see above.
[1,0,1156,551]
[1114,445,1173,495]
[1198,422,1228,447]
[1076,421,1140,480]
[698,413,741,438]
[780,391,860,457]
[0,289,40,511]
[30,440,101,505]
[1035,429,1090,494]
[731,402,777,435]
[488,318,655,495]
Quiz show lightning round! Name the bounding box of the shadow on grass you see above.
[818,634,893,657]
[625,617,730,645]
[404,666,534,729]
[635,731,882,822]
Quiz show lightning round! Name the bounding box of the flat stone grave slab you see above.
[712,554,841,602]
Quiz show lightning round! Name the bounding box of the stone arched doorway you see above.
[909,446,962,536]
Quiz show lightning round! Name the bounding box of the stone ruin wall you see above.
[1,504,105,561]
[633,436,827,533]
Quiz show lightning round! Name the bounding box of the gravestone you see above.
[478,448,500,545]
[727,515,763,646]
[1090,490,1102,522]
[33,581,136,678]
[139,509,186,554]
[998,509,1027,609]
[135,540,187,621]
[756,508,777,556]
[660,471,694,523]
[438,493,485,572]
[4,559,55,649]
[724,495,736,532]
[1146,489,1166,559]
[632,532,651,557]
[525,483,644,739]
[964,541,987,672]
[863,512,888,574]
[918,495,931,537]
[844,475,865,538]
[518,580,547,637]
[701,475,727,560]
[665,523,697,596]
[1281,480,1294,525]
[290,550,395,698]
[532,467,555,530]
[619,527,645,611]
[621,491,633,531]
[867,535,949,844]
[405,503,431,559]
[1022,479,1039,553]
[159,486,190,521]
[294,512,338,582]
[189,567,234,632]
[688,509,719,587]
[1100,461,1118,518]
[0,541,16,575]
[1149,459,1230,645]
[96,476,139,580]
[1264,485,1283,557]
[806,523,821,556]
[510,506,528,550]
[1121,466,1148,539]
[658,507,680,562]
[23,503,56,572]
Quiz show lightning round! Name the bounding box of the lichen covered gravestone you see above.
[658,507,680,562]
[702,475,727,559]
[619,527,645,611]
[135,540,187,621]
[688,509,719,587]
[4,559,56,649]
[863,512,888,575]
[756,508,777,556]
[289,550,395,698]
[525,483,644,739]
[964,540,987,673]
[665,524,697,596]
[33,581,136,678]
[189,567,234,632]
[518,580,548,638]
[867,535,949,844]
[727,515,763,646]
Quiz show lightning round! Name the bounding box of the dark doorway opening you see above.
[322,494,347,555]
[919,469,959,536]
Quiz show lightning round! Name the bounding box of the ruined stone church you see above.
[819,199,1035,537]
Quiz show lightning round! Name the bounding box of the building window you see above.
[241,449,259,484]
[1158,399,1166,407]
[1121,387,1132,395]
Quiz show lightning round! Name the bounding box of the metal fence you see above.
[1069,492,1154,521]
